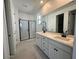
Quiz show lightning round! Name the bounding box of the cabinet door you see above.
[54,47,71,59]
[54,48,63,59]
[49,43,55,59]
[49,44,63,59]
[62,51,71,59]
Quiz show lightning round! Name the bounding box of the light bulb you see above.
[40,0,43,4]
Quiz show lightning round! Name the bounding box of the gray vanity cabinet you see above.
[36,34,72,59]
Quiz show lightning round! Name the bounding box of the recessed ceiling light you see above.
[40,0,43,4]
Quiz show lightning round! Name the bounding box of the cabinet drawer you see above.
[42,41,49,48]
[36,34,42,49]
[49,39,72,54]
[42,47,49,57]
[42,38,49,50]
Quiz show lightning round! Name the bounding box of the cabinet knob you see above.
[43,37,45,39]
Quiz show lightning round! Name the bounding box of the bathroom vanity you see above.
[36,32,74,59]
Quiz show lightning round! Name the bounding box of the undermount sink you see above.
[54,36,71,41]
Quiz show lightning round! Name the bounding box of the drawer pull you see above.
[54,48,58,51]
[43,43,45,44]
[43,37,45,39]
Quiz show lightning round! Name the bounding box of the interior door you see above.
[29,21,36,39]
[20,20,29,40]
[49,43,55,59]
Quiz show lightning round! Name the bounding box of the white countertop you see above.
[36,32,74,48]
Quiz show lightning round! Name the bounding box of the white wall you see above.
[42,2,76,32]
[10,0,17,55]
[13,7,20,44]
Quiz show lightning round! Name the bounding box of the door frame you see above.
[28,20,36,39]
[56,13,64,33]
[19,19,36,40]
[4,0,16,55]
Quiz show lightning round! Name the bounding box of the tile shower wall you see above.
[19,12,36,20]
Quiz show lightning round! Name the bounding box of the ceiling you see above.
[40,0,74,15]
[12,0,48,15]
[12,0,74,15]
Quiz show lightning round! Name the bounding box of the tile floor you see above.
[11,38,49,59]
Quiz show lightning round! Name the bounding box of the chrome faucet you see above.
[62,31,68,37]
